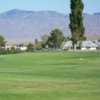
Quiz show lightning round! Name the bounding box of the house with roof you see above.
[94,40,100,50]
[5,44,15,50]
[15,45,27,51]
[81,41,99,51]
[63,40,99,51]
[62,41,73,50]
[5,44,27,51]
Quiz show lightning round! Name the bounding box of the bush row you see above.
[0,48,24,55]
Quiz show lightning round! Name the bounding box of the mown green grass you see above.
[0,51,100,100]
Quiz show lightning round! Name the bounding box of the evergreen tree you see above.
[47,29,65,48]
[27,43,34,52]
[41,34,48,48]
[0,35,5,46]
[69,0,85,49]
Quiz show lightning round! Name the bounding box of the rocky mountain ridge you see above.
[0,9,100,43]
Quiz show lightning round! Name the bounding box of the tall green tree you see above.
[34,39,42,50]
[41,34,48,48]
[69,0,85,49]
[27,43,34,52]
[0,35,5,46]
[47,29,65,48]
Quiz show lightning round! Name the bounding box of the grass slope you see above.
[0,51,100,100]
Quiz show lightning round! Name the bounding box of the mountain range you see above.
[0,9,100,43]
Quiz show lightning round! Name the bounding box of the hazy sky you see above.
[0,0,99,14]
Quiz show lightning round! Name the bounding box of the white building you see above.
[63,40,99,51]
[63,41,73,50]
[94,40,100,50]
[81,41,99,51]
[15,46,27,51]
[5,44,15,50]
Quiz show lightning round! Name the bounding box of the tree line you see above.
[0,28,66,53]
[27,28,66,52]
